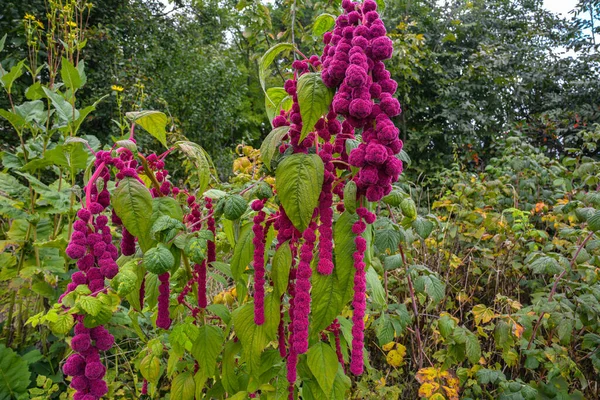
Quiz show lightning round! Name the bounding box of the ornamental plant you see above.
[38,0,406,398]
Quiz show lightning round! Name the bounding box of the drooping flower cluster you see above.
[322,0,403,201]
[251,199,267,325]
[63,320,114,400]
[350,207,375,375]
[62,150,126,400]
[292,216,318,354]
[156,272,171,329]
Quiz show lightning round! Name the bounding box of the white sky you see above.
[543,0,578,17]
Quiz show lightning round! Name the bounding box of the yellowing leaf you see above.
[382,342,396,352]
[472,304,495,325]
[418,382,440,398]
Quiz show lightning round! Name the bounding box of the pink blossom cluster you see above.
[251,199,267,325]
[316,140,336,275]
[292,216,318,354]
[156,272,171,329]
[320,0,403,201]
[144,153,172,197]
[63,320,114,400]
[62,150,133,399]
[349,207,375,375]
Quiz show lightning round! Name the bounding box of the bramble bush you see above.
[1,1,600,400]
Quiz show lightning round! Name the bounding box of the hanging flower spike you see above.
[349,207,376,375]
[317,140,336,275]
[156,272,171,329]
[251,199,267,325]
[292,216,318,354]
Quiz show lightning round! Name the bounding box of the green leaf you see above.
[49,313,74,335]
[259,43,294,92]
[42,87,77,122]
[22,143,88,175]
[0,60,25,94]
[260,126,290,171]
[0,109,25,132]
[176,141,213,194]
[276,153,324,232]
[272,241,292,297]
[413,272,445,304]
[231,223,254,281]
[112,177,153,252]
[265,87,292,122]
[144,243,175,275]
[312,14,336,36]
[529,256,562,275]
[366,267,386,308]
[453,328,481,364]
[232,303,270,379]
[307,342,339,397]
[222,340,242,394]
[343,181,357,214]
[126,110,169,147]
[223,195,248,220]
[171,372,195,400]
[412,216,434,239]
[60,57,81,91]
[140,354,162,383]
[587,210,600,232]
[334,212,360,305]
[296,73,334,142]
[311,260,343,334]
[192,325,224,378]
[0,34,6,53]
[77,296,103,316]
[0,344,31,399]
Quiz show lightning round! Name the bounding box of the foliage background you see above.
[1,0,600,399]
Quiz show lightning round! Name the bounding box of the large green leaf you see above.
[296,73,334,142]
[312,14,336,36]
[221,340,242,394]
[126,110,169,147]
[170,372,195,400]
[0,344,31,400]
[307,342,339,397]
[259,43,294,92]
[272,241,292,297]
[365,267,386,309]
[276,153,324,232]
[61,57,82,91]
[311,261,343,334]
[232,303,270,379]
[22,143,88,175]
[111,177,153,252]
[42,87,77,123]
[260,126,290,171]
[176,141,213,195]
[231,223,254,281]
[334,212,359,305]
[191,325,224,378]
[0,60,25,94]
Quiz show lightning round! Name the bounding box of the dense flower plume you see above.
[57,1,400,397]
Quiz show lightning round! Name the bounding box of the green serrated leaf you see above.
[276,153,324,232]
[307,342,339,396]
[296,73,334,142]
[272,241,292,297]
[126,110,169,147]
[112,177,153,252]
